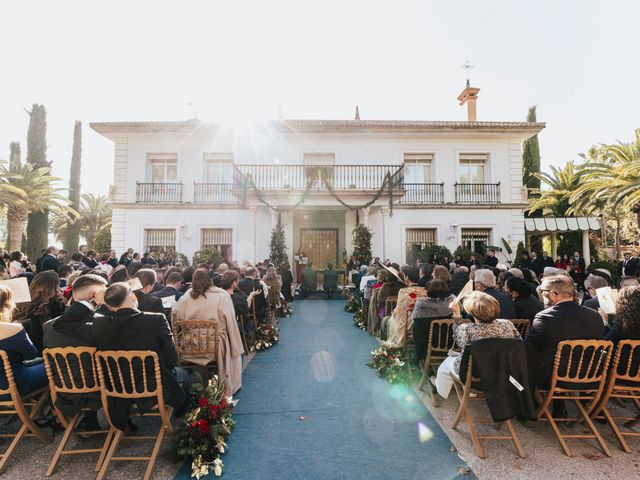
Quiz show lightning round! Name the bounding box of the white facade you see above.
[92,118,543,265]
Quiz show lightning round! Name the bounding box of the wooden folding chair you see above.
[384,296,398,317]
[418,319,455,407]
[0,350,51,474]
[450,352,525,459]
[95,350,174,480]
[172,320,219,374]
[535,339,613,457]
[590,340,640,453]
[510,319,531,339]
[42,347,112,476]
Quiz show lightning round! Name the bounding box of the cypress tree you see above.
[64,121,82,253]
[522,106,541,213]
[25,104,50,259]
[5,142,21,247]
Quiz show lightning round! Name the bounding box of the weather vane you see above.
[461,60,474,87]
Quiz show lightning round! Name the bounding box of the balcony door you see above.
[300,228,338,271]
[403,153,433,203]
[203,153,234,183]
[303,153,335,188]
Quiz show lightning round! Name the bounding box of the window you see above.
[303,153,335,187]
[403,153,433,184]
[459,153,488,183]
[461,228,491,255]
[405,228,436,263]
[144,228,176,253]
[203,153,234,183]
[148,153,178,183]
[201,228,233,260]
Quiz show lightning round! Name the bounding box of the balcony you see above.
[399,183,444,204]
[454,182,501,204]
[194,183,236,204]
[234,164,404,191]
[136,182,182,203]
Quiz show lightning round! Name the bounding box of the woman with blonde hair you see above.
[172,270,245,393]
[0,285,48,395]
[434,291,520,398]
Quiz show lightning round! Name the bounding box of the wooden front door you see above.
[300,228,339,270]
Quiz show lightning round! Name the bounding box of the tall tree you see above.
[50,194,110,249]
[269,223,288,266]
[522,106,541,215]
[5,142,21,246]
[24,104,49,259]
[64,121,82,252]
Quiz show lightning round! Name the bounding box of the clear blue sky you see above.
[1,0,638,195]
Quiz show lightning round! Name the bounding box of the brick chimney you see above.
[457,83,480,122]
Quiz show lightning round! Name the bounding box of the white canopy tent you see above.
[524,217,601,266]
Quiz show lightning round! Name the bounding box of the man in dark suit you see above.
[473,269,517,319]
[573,251,586,272]
[530,252,545,278]
[526,275,605,390]
[40,245,63,272]
[151,271,184,301]
[322,263,339,299]
[618,252,639,278]
[45,274,108,431]
[133,269,165,315]
[542,251,555,268]
[484,249,498,268]
[238,268,257,296]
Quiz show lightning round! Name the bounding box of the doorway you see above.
[300,228,339,269]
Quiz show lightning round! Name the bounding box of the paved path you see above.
[177,299,472,479]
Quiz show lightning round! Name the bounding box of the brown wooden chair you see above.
[172,320,219,374]
[590,339,640,453]
[0,350,51,474]
[384,296,398,317]
[535,339,613,457]
[42,347,112,476]
[450,353,525,459]
[95,350,174,480]
[418,319,456,407]
[511,319,531,339]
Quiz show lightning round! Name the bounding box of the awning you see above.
[524,217,600,234]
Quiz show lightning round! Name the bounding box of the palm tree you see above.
[527,161,581,216]
[0,162,70,251]
[51,194,111,250]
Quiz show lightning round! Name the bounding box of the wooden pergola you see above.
[525,217,601,266]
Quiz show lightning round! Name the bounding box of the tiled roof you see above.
[90,118,545,135]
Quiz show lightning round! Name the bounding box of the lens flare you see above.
[310,350,336,382]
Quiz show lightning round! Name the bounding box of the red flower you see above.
[409,292,417,299]
[199,397,208,408]
[198,419,210,434]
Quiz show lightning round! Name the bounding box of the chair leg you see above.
[542,406,573,457]
[451,381,466,429]
[95,427,114,472]
[24,391,52,443]
[143,425,167,480]
[97,428,123,480]
[601,406,631,453]
[505,419,525,458]
[0,423,28,474]
[574,398,612,457]
[46,412,80,476]
[462,402,484,458]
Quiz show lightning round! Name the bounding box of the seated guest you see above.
[40,245,63,273]
[359,265,377,292]
[620,276,640,288]
[173,271,244,394]
[321,263,339,299]
[0,285,48,396]
[504,276,544,321]
[222,270,259,318]
[367,271,386,334]
[473,269,517,319]
[8,251,27,278]
[602,285,640,344]
[582,273,610,310]
[431,265,451,284]
[133,269,164,315]
[179,266,196,294]
[45,274,108,431]
[57,264,74,288]
[300,262,317,298]
[411,279,454,365]
[83,251,98,269]
[435,291,520,398]
[238,268,256,296]
[118,248,134,267]
[525,275,605,388]
[280,263,294,303]
[449,266,470,296]
[13,271,66,353]
[94,283,185,431]
[384,266,426,342]
[352,265,367,293]
[151,271,184,301]
[108,264,129,284]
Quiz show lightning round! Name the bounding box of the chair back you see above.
[549,340,613,391]
[43,347,100,405]
[511,319,531,338]
[609,339,640,386]
[426,319,455,363]
[384,296,398,316]
[0,350,20,403]
[173,320,219,357]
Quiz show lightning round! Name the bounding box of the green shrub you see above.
[192,248,223,268]
[417,245,452,264]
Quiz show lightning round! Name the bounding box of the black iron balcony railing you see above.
[136,182,182,203]
[194,183,236,204]
[454,182,501,203]
[234,164,404,191]
[399,183,445,204]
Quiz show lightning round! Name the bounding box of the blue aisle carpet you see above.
[176,299,474,479]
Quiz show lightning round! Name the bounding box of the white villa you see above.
[91,85,545,268]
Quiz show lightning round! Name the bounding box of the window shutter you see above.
[201,228,233,248]
[144,228,176,251]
